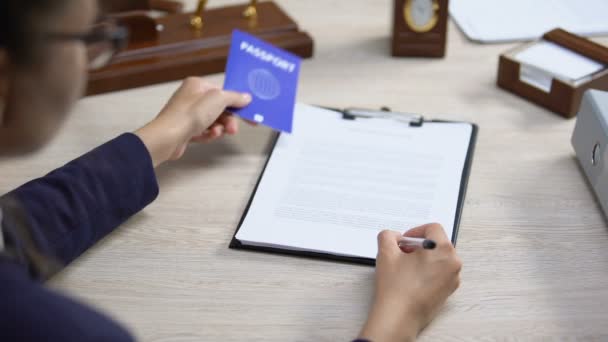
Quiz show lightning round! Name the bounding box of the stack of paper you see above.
[513,41,605,92]
[450,0,608,43]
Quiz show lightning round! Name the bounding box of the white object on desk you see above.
[450,0,608,43]
[513,41,605,93]
[234,104,474,260]
[572,90,608,218]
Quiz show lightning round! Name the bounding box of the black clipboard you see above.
[229,106,479,266]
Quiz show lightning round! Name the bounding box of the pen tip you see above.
[423,240,436,249]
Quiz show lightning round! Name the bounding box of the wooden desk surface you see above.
[1,1,607,340]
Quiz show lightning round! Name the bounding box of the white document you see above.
[450,0,608,43]
[235,104,474,260]
[514,41,605,92]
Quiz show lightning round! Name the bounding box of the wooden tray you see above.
[87,1,314,96]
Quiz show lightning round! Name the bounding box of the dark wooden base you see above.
[391,31,446,58]
[86,1,314,96]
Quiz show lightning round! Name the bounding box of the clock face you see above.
[404,0,439,33]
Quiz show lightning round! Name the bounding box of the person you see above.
[0,1,462,341]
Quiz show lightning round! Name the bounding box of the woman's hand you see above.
[135,77,252,167]
[358,223,462,342]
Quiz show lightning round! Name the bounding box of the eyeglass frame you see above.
[43,19,129,70]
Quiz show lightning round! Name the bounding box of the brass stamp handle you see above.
[243,0,259,19]
[190,0,208,30]
[190,0,259,30]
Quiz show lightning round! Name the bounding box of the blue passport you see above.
[223,30,301,133]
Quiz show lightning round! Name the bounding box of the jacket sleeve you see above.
[0,259,135,342]
[0,133,159,279]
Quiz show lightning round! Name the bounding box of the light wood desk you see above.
[1,1,608,341]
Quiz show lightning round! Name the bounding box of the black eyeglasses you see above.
[45,19,129,70]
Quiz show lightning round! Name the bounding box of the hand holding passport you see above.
[223,30,302,133]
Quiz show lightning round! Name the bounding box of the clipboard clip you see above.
[342,107,425,127]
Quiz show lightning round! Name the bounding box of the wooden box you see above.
[497,29,608,118]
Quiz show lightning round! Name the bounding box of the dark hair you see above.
[0,0,67,64]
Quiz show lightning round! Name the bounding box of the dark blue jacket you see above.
[0,133,372,342]
[0,133,158,341]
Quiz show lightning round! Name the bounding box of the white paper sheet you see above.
[513,41,605,92]
[450,0,608,43]
[235,104,473,260]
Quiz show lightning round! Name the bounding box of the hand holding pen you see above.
[359,223,462,342]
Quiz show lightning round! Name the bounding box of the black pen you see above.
[398,237,436,249]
